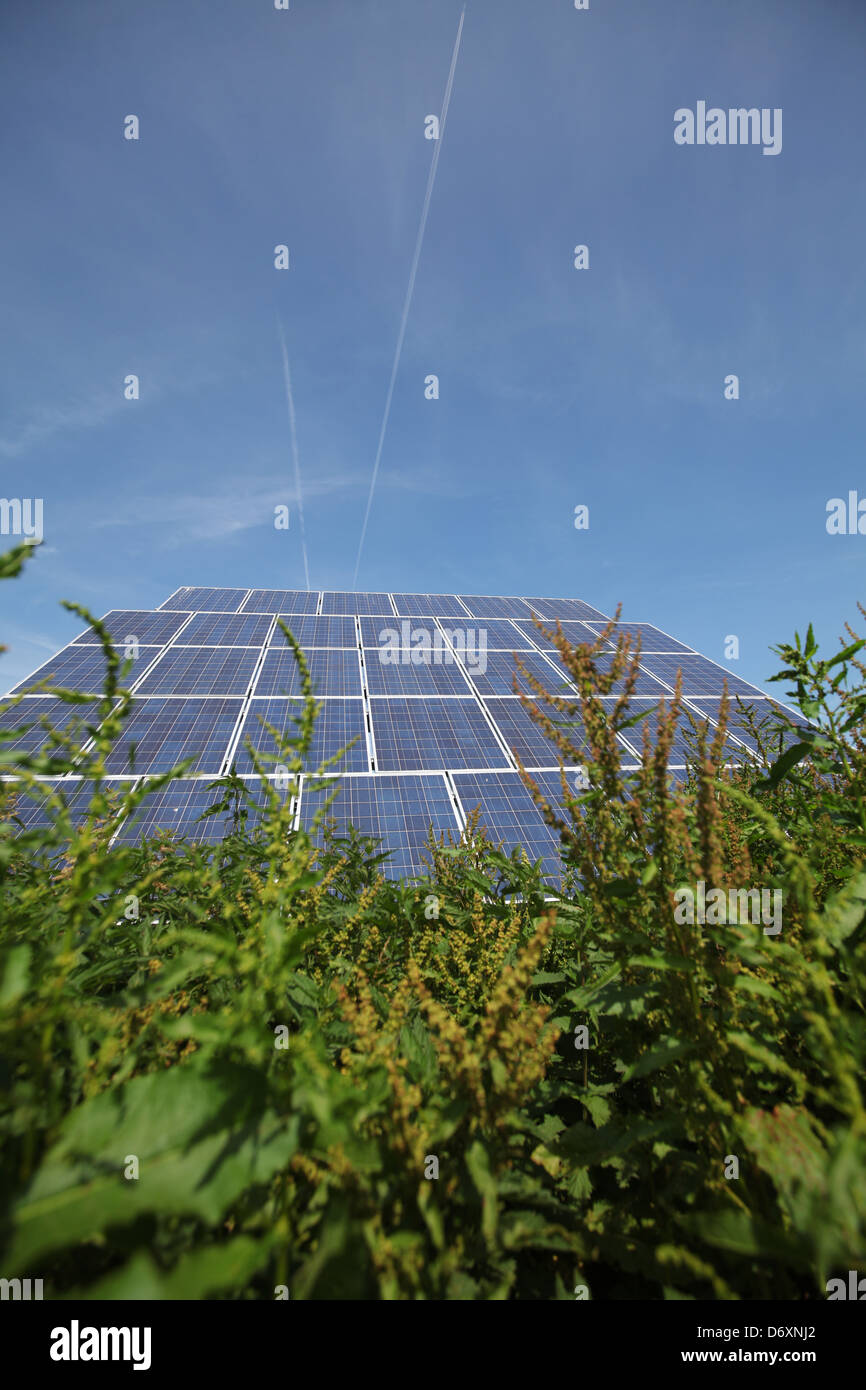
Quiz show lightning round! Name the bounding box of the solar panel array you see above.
[1,588,809,881]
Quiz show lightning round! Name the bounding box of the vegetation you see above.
[0,542,864,1300]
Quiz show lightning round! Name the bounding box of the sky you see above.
[0,0,864,696]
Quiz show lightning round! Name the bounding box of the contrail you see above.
[352,5,466,587]
[277,317,311,591]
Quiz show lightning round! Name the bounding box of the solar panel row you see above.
[2,589,810,880]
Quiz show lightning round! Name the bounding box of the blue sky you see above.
[1,0,864,695]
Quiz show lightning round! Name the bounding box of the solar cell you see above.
[73,610,191,647]
[234,698,369,774]
[255,648,362,698]
[639,655,768,699]
[320,592,395,616]
[391,594,470,618]
[614,696,744,764]
[370,697,509,771]
[299,773,459,879]
[584,622,694,655]
[135,647,261,697]
[456,595,535,619]
[452,770,564,880]
[239,589,320,615]
[523,598,611,622]
[0,697,102,767]
[173,613,273,647]
[10,644,162,695]
[363,650,473,695]
[160,588,248,613]
[590,654,675,697]
[101,697,243,774]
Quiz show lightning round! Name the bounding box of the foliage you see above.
[0,550,864,1300]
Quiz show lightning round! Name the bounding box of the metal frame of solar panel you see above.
[4,590,809,881]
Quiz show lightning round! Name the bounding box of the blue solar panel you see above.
[452,770,564,880]
[255,648,362,698]
[161,588,248,613]
[681,697,812,758]
[370,697,508,771]
[482,696,638,769]
[463,650,576,698]
[112,776,294,844]
[102,697,243,774]
[584,622,694,655]
[391,594,469,618]
[523,598,611,622]
[73,610,192,647]
[266,616,356,647]
[589,654,675,697]
[363,650,473,695]
[515,620,604,651]
[234,698,369,773]
[457,595,536,619]
[174,613,273,646]
[320,592,395,616]
[0,697,102,766]
[299,773,459,879]
[135,647,261,697]
[10,644,162,695]
[240,589,320,615]
[639,655,768,698]
[0,778,130,837]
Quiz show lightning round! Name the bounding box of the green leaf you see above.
[621,1038,695,1081]
[751,742,812,791]
[465,1140,498,1244]
[820,870,866,947]
[0,943,31,1008]
[6,1057,298,1272]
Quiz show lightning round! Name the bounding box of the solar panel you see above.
[639,655,768,699]
[681,697,812,757]
[299,773,459,879]
[522,598,611,622]
[391,594,469,618]
[457,595,536,619]
[590,654,676,697]
[370,697,509,771]
[160,588,248,613]
[255,648,362,698]
[10,644,162,695]
[513,620,602,650]
[265,616,356,647]
[378,618,533,652]
[462,650,576,698]
[483,696,636,769]
[363,650,473,695]
[101,697,243,774]
[73,610,191,646]
[0,697,102,766]
[452,770,564,881]
[320,592,395,616]
[0,778,129,837]
[234,698,369,773]
[135,647,261,697]
[584,622,694,655]
[173,613,273,646]
[111,776,293,844]
[239,589,320,615]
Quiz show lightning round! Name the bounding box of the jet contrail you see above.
[277,317,311,590]
[352,5,466,587]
